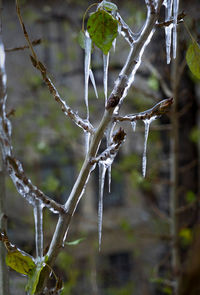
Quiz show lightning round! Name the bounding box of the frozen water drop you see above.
[131,121,136,132]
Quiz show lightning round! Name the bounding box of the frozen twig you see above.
[157,11,185,28]
[114,97,173,122]
[116,13,136,45]
[90,128,126,164]
[16,0,94,135]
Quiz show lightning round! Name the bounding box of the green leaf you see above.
[6,250,35,276]
[186,41,200,79]
[26,256,48,295]
[77,30,86,49]
[179,228,193,247]
[87,9,118,55]
[66,237,86,246]
[98,1,118,12]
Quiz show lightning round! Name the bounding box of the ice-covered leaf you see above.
[26,256,48,295]
[98,1,118,12]
[6,250,35,276]
[66,237,85,246]
[186,41,200,79]
[78,30,86,49]
[87,9,118,55]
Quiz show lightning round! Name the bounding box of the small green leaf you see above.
[148,74,159,91]
[66,237,86,246]
[98,1,118,12]
[77,30,86,49]
[6,250,35,276]
[186,41,200,79]
[186,191,196,203]
[26,256,48,295]
[87,9,118,55]
[179,228,193,247]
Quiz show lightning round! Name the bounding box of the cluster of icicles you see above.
[83,0,179,249]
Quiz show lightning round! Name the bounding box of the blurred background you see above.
[1,0,200,294]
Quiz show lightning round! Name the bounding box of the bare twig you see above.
[5,38,42,53]
[157,11,186,28]
[114,97,173,122]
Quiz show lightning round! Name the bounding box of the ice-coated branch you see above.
[16,0,94,135]
[106,0,164,111]
[0,35,65,215]
[90,128,126,165]
[114,97,173,122]
[157,11,185,28]
[116,13,136,45]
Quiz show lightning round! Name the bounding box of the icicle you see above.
[106,123,116,193]
[84,31,92,119]
[142,116,157,177]
[89,69,98,98]
[103,53,109,105]
[33,199,44,260]
[112,38,117,52]
[131,121,136,132]
[173,0,179,59]
[85,131,90,154]
[164,0,173,64]
[98,162,107,251]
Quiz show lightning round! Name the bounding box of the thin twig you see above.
[114,97,173,122]
[157,11,186,28]
[5,39,42,53]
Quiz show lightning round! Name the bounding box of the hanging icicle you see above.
[142,116,157,178]
[89,69,98,98]
[98,162,107,251]
[103,53,109,105]
[173,0,179,59]
[163,0,179,63]
[33,199,44,260]
[164,0,173,64]
[84,31,92,119]
[131,121,137,132]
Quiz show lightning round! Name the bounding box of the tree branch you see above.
[114,97,173,122]
[16,0,94,134]
[5,38,42,52]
